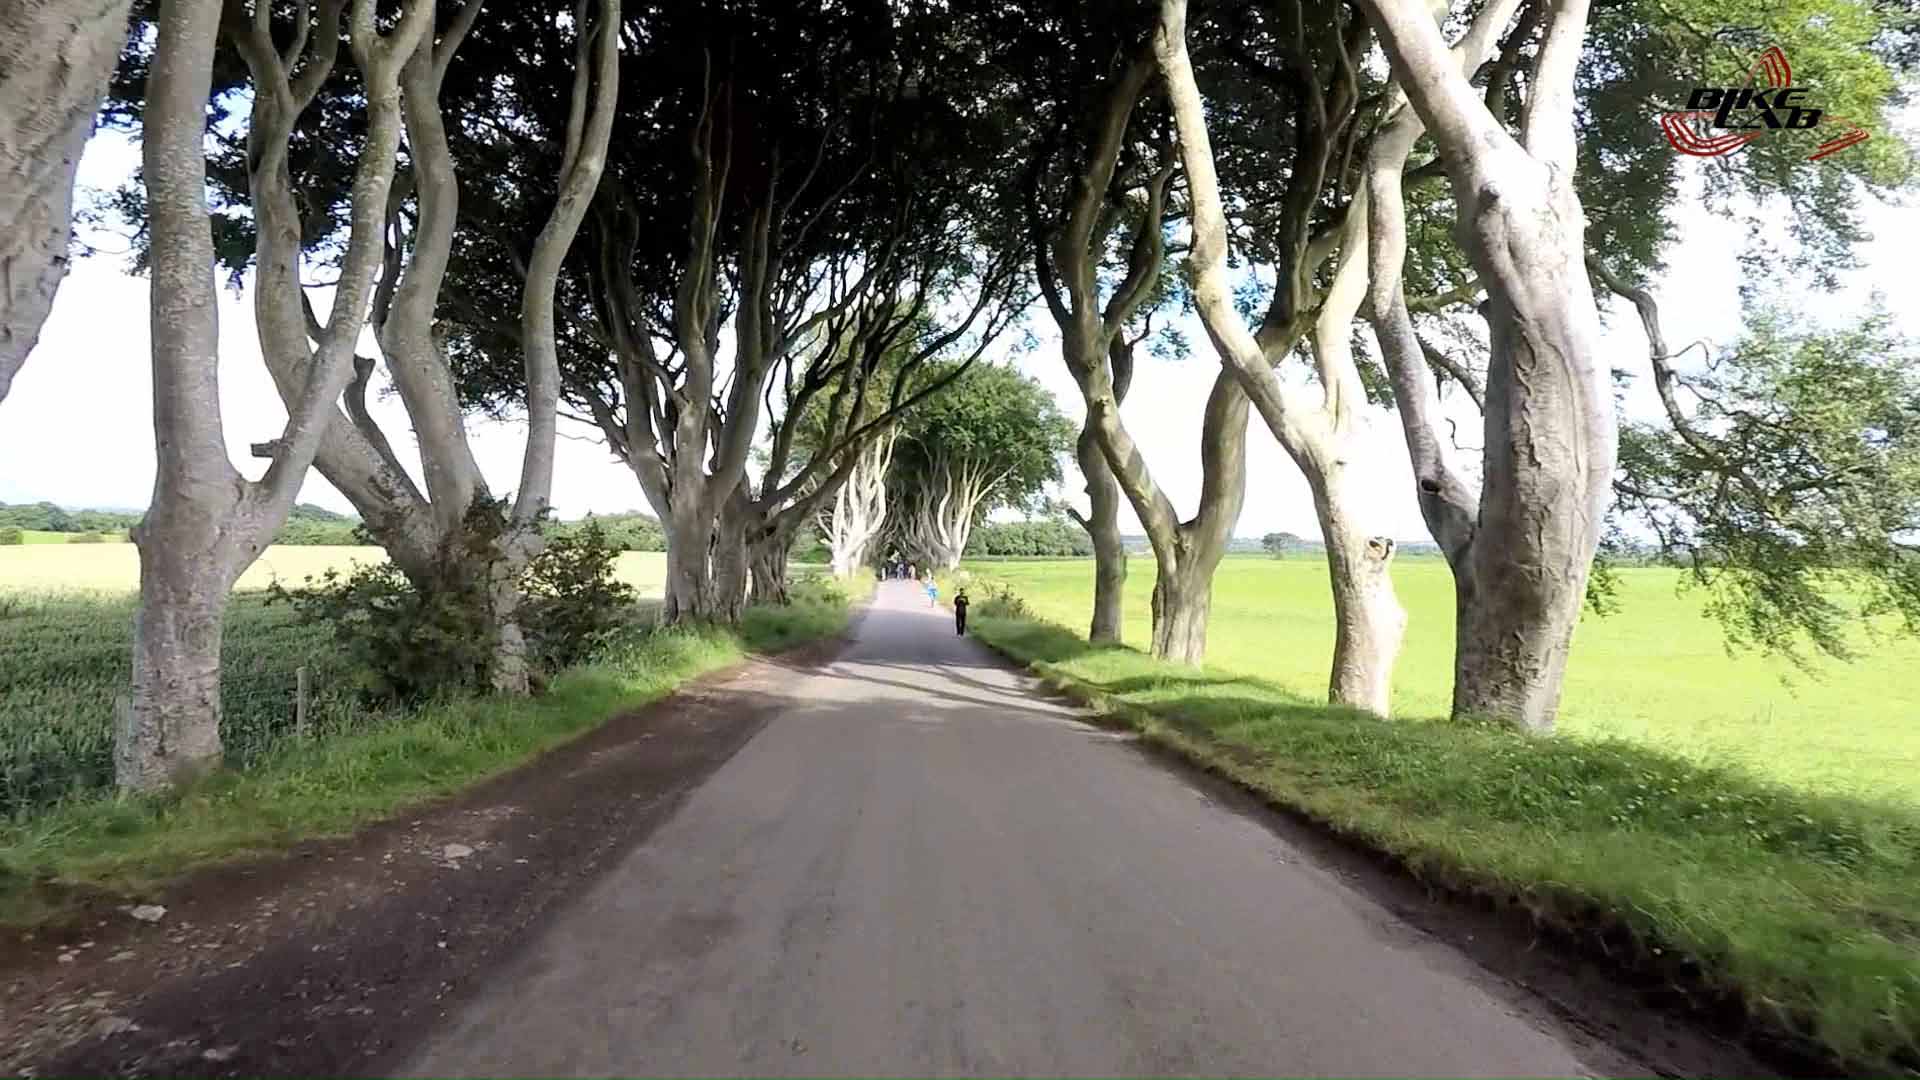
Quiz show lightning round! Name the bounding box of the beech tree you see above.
[1352,0,1617,732]
[888,362,1074,571]
[1156,0,1414,714]
[120,0,432,791]
[730,276,1024,610]
[105,0,622,691]
[1005,3,1251,662]
[0,0,136,406]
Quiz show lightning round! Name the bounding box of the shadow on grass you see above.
[968,610,1920,1075]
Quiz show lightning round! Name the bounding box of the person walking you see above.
[953,588,969,635]
[924,574,938,608]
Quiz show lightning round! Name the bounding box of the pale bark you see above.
[122,0,427,792]
[243,0,616,693]
[1359,0,1615,731]
[0,0,135,405]
[824,428,895,578]
[1032,50,1245,664]
[1155,0,1405,711]
[902,452,1009,571]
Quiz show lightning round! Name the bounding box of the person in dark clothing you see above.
[953,589,969,635]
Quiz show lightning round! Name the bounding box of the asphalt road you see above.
[401,581,1618,1077]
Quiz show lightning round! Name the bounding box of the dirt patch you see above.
[2,635,843,1079]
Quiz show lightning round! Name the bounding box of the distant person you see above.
[925,575,938,608]
[953,588,969,635]
[906,562,916,581]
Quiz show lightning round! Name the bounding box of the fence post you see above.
[295,665,309,738]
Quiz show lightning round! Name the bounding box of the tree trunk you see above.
[749,532,789,607]
[0,0,135,406]
[1149,558,1212,665]
[119,531,231,791]
[1450,275,1608,730]
[708,484,750,624]
[662,503,714,623]
[1078,420,1127,644]
[1311,466,1404,715]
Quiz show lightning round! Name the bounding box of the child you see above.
[953,588,969,635]
[925,575,938,608]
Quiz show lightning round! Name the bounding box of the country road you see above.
[399,580,1636,1078]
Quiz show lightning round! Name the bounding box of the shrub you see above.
[519,522,637,671]
[271,501,635,701]
[68,532,106,544]
[0,527,22,546]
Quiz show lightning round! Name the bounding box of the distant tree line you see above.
[967,517,1095,557]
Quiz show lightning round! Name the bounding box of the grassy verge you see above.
[960,586,1920,1076]
[0,575,859,928]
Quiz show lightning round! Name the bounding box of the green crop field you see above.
[959,555,1920,807]
[0,546,674,815]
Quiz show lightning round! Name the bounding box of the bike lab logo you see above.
[1660,45,1870,161]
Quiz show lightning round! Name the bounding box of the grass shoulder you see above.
[0,576,861,929]
[963,592,1920,1077]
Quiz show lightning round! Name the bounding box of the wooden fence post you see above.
[295,665,309,738]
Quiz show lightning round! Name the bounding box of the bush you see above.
[520,522,638,671]
[67,532,107,544]
[0,527,22,546]
[271,502,636,701]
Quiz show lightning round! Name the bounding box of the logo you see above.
[1660,45,1869,161]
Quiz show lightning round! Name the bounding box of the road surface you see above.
[402,580,1617,1077]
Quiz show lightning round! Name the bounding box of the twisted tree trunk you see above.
[123,0,432,792]
[1077,421,1128,644]
[1358,0,1614,731]
[0,0,134,406]
[1156,0,1405,713]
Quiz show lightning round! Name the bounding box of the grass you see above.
[955,572,1920,1075]
[0,556,858,927]
[959,556,1920,807]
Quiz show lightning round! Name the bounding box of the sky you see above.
[1,118,1914,542]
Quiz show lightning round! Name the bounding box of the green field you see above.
[0,546,673,816]
[960,556,1920,806]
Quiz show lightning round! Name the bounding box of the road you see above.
[401,580,1616,1077]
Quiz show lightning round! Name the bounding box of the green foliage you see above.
[889,362,1076,514]
[519,523,639,672]
[968,594,1920,1074]
[0,528,22,546]
[966,517,1093,557]
[1616,304,1920,665]
[272,504,364,545]
[1260,531,1307,556]
[65,533,107,545]
[549,512,665,552]
[0,502,140,535]
[0,591,378,818]
[270,503,636,701]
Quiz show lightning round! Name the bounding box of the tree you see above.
[120,0,432,792]
[1007,2,1250,662]
[1157,0,1411,713]
[1261,532,1306,557]
[106,0,621,692]
[1355,0,1614,732]
[0,0,135,406]
[1609,297,1920,666]
[889,362,1074,570]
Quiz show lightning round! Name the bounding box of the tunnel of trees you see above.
[0,0,1911,788]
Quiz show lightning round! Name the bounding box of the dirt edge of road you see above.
[971,636,1845,1080]
[2,630,853,1080]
